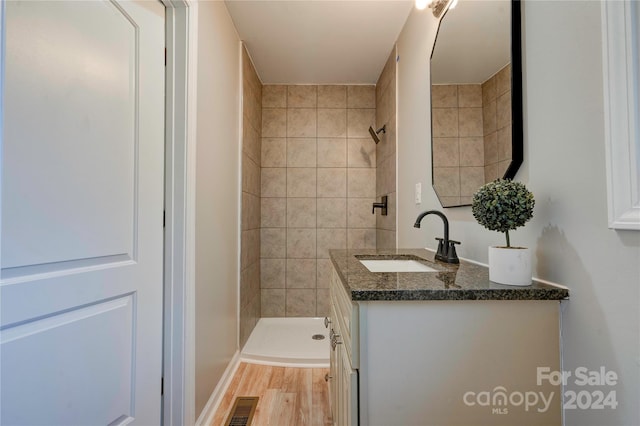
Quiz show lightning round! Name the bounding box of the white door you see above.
[1,1,165,424]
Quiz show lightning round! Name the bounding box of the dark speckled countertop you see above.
[329,248,569,301]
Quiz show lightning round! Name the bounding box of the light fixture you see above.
[416,0,458,18]
[415,0,429,10]
[418,0,455,18]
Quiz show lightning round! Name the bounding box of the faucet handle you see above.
[446,240,461,264]
[434,237,446,261]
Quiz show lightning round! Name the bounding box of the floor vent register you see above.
[225,396,259,426]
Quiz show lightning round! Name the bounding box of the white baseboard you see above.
[195,350,241,426]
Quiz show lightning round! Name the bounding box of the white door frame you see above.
[163,1,197,424]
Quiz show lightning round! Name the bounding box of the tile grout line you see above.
[346,86,351,251]
[315,87,319,317]
[284,86,288,318]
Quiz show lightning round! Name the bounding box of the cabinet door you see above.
[336,341,344,426]
[340,346,358,426]
[329,304,338,424]
[330,264,359,426]
[332,319,358,426]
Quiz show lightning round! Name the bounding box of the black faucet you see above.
[413,210,460,264]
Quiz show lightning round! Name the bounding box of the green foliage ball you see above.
[471,179,535,234]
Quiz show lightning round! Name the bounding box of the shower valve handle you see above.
[372,195,388,216]
[324,317,331,328]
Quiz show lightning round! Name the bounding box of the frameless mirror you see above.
[430,0,523,207]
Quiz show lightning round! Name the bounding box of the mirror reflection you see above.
[430,0,522,207]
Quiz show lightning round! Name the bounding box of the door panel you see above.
[1,296,135,425]
[1,1,165,424]
[3,0,138,270]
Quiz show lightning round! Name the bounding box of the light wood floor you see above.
[210,362,333,426]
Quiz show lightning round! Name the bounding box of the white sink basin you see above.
[359,259,437,273]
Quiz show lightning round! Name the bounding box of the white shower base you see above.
[241,317,329,368]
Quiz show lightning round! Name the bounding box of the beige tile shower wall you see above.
[483,63,512,182]
[240,46,262,348]
[261,85,376,318]
[431,83,485,206]
[375,48,397,249]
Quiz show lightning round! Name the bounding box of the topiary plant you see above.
[471,178,535,248]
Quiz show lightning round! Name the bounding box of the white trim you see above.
[528,276,569,292]
[0,1,5,418]
[601,0,640,230]
[558,299,567,426]
[163,0,197,425]
[237,41,244,351]
[194,350,242,426]
[184,2,198,424]
[394,44,399,249]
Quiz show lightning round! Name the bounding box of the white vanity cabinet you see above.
[327,256,565,426]
[329,269,358,426]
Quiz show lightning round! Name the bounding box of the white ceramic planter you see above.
[488,246,532,286]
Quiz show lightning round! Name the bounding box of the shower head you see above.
[368,125,386,144]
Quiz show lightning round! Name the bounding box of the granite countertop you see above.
[329,248,569,302]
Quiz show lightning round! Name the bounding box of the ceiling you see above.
[224,0,414,85]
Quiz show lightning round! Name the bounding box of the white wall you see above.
[397,2,640,425]
[194,1,241,418]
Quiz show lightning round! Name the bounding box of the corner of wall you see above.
[193,1,242,418]
[395,7,442,250]
[239,44,263,349]
[375,48,398,249]
[194,350,242,426]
